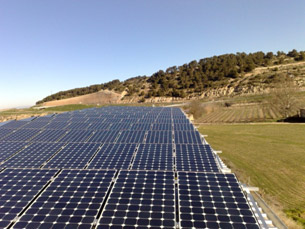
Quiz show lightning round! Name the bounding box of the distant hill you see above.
[36,49,305,105]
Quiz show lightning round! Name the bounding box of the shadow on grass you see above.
[277,115,305,123]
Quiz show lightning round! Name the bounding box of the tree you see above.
[265,52,274,59]
[287,49,299,58]
[269,78,301,118]
[296,51,305,61]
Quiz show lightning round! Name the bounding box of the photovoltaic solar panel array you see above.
[0,106,260,228]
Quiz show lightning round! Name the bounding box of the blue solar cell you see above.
[174,131,202,144]
[0,168,58,228]
[0,129,14,141]
[152,123,172,131]
[104,118,122,123]
[0,121,29,129]
[146,131,173,143]
[97,170,176,229]
[137,118,156,124]
[65,122,90,129]
[0,142,29,163]
[132,144,173,170]
[43,143,100,169]
[0,143,65,169]
[110,123,132,130]
[154,118,172,124]
[21,121,49,129]
[175,144,219,172]
[13,169,115,229]
[30,129,68,142]
[173,123,194,131]
[87,143,136,169]
[88,130,120,143]
[117,131,146,143]
[1,129,41,142]
[87,122,111,130]
[173,119,189,124]
[69,117,89,123]
[129,123,151,131]
[33,116,54,122]
[178,172,259,229]
[58,130,94,143]
[51,116,71,122]
[44,121,70,129]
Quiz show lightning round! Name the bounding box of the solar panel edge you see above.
[42,142,101,169]
[176,171,261,229]
[0,142,32,166]
[0,168,60,228]
[97,170,177,228]
[11,169,117,229]
[0,142,66,169]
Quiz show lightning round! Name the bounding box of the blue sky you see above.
[1,0,305,109]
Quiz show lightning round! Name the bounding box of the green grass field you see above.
[198,124,305,227]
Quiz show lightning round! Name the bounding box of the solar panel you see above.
[0,129,14,140]
[87,143,136,170]
[174,131,202,144]
[154,118,172,124]
[104,118,122,123]
[13,169,116,229]
[33,116,54,122]
[43,143,100,169]
[1,129,41,142]
[43,121,69,130]
[0,143,65,169]
[152,123,173,131]
[137,118,156,124]
[0,121,29,129]
[117,131,146,143]
[88,130,120,143]
[97,170,176,228]
[177,171,259,229]
[110,123,132,130]
[21,121,49,129]
[132,144,173,170]
[173,119,189,124]
[51,117,71,122]
[173,123,194,131]
[65,122,90,130]
[0,168,58,228]
[69,117,89,123]
[0,142,29,163]
[146,131,173,144]
[87,117,104,123]
[122,118,142,124]
[129,123,151,131]
[30,129,68,142]
[175,144,219,172]
[58,130,94,143]
[87,122,111,130]
[0,106,261,229]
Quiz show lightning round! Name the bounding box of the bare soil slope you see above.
[43,90,124,107]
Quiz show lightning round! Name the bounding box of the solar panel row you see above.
[0,168,259,229]
[1,142,218,172]
[0,107,260,229]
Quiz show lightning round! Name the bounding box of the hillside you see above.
[42,90,124,107]
[37,50,305,105]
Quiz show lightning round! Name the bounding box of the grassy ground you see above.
[185,90,305,123]
[198,124,305,228]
